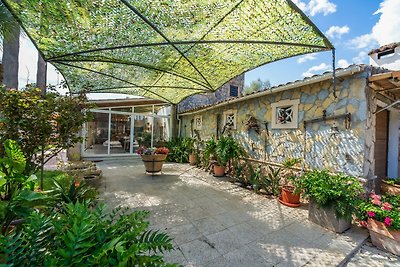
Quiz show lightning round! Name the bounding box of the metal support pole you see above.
[151,105,155,147]
[332,48,337,98]
[130,106,135,154]
[107,108,112,155]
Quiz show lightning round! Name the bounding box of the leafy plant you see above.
[203,139,217,166]
[0,87,91,189]
[1,202,179,266]
[165,137,194,163]
[0,140,36,200]
[299,170,363,219]
[215,136,243,167]
[52,179,97,206]
[385,177,400,185]
[265,165,282,196]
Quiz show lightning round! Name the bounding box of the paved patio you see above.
[97,158,375,267]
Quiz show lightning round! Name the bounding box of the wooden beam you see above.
[369,72,393,82]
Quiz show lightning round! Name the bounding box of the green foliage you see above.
[299,170,363,219]
[1,202,179,266]
[203,139,217,166]
[52,179,97,206]
[34,170,72,191]
[385,177,400,185]
[265,166,282,196]
[0,189,53,233]
[242,78,271,95]
[215,136,243,167]
[0,87,91,176]
[0,140,36,200]
[165,137,194,163]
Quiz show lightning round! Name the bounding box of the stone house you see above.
[178,64,400,189]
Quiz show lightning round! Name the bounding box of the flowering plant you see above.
[358,193,400,230]
[136,146,169,155]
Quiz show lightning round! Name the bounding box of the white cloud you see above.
[371,0,400,46]
[302,63,331,77]
[307,0,336,16]
[292,0,336,16]
[352,51,369,64]
[325,25,350,39]
[348,34,377,50]
[297,53,317,63]
[337,59,350,68]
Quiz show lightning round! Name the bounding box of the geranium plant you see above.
[357,193,400,230]
[136,146,169,155]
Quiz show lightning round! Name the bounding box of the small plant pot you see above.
[189,154,197,166]
[279,186,301,207]
[213,165,225,177]
[141,154,167,173]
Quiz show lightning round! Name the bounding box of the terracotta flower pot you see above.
[213,165,225,177]
[279,185,301,207]
[141,154,167,173]
[368,218,400,256]
[381,180,400,196]
[189,154,196,166]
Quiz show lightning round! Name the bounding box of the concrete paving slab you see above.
[96,158,376,267]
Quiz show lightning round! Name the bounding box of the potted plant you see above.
[203,139,217,170]
[381,177,400,196]
[136,146,169,173]
[357,193,400,255]
[279,158,302,207]
[186,138,197,166]
[214,137,243,177]
[299,170,363,233]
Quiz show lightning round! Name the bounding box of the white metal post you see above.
[151,105,155,147]
[130,106,135,154]
[107,108,111,155]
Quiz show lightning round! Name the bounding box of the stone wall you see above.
[178,74,245,113]
[180,71,370,177]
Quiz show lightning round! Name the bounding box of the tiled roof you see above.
[368,43,400,55]
[179,64,367,114]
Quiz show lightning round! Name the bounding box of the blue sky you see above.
[11,0,400,97]
[245,0,400,87]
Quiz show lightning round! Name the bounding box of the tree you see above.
[0,1,21,89]
[0,86,92,189]
[243,78,271,95]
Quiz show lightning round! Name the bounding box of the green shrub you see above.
[165,137,194,163]
[299,170,363,219]
[1,202,180,266]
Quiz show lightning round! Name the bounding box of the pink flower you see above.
[382,202,392,211]
[370,193,381,200]
[384,217,393,226]
[367,211,376,218]
[372,198,381,206]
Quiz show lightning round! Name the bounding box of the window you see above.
[229,85,239,97]
[194,115,202,130]
[223,109,237,129]
[271,99,299,129]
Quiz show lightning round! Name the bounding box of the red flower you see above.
[382,202,392,211]
[371,198,381,206]
[360,220,368,228]
[367,211,375,218]
[370,193,381,200]
[384,217,393,226]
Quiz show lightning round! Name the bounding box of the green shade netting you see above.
[3,0,333,104]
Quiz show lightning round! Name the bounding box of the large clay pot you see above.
[189,154,196,166]
[279,185,300,207]
[381,180,400,196]
[368,218,400,256]
[141,154,167,173]
[213,165,225,177]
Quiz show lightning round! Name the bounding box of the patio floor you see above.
[96,158,369,267]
